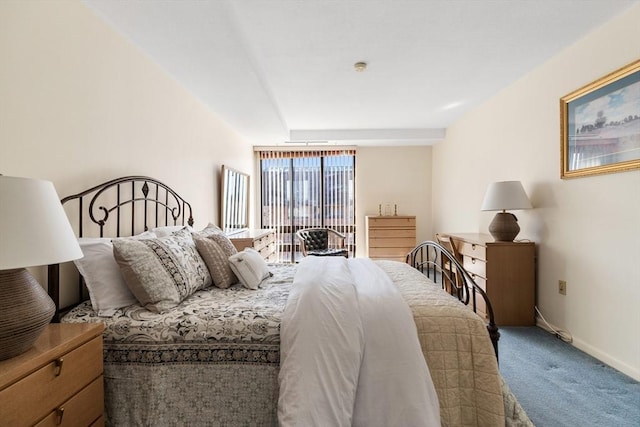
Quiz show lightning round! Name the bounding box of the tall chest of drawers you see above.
[228,229,277,262]
[449,233,536,326]
[365,216,416,262]
[0,323,105,426]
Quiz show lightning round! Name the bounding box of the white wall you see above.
[432,5,640,380]
[356,146,432,257]
[0,1,253,281]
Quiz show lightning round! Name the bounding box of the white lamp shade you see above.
[0,176,82,269]
[481,181,532,211]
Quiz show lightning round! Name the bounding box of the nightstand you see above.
[0,323,105,426]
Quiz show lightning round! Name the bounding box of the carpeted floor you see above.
[498,326,640,427]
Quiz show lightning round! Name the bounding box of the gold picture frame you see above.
[560,59,640,179]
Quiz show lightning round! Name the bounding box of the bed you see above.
[47,176,532,426]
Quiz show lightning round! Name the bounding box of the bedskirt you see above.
[63,261,532,426]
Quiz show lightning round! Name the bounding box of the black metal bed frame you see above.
[45,176,499,361]
[406,241,500,361]
[47,176,193,321]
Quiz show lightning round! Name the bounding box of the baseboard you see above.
[535,320,640,382]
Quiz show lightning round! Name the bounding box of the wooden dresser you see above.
[365,215,416,262]
[448,233,536,326]
[228,229,276,262]
[0,323,105,426]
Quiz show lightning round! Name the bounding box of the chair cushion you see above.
[307,248,348,257]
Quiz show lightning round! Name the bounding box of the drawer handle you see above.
[54,358,64,376]
[471,244,476,250]
[471,258,476,264]
[56,407,65,425]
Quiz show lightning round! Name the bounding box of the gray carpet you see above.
[498,326,640,427]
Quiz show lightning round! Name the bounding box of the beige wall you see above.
[0,1,254,290]
[0,0,254,227]
[355,146,432,257]
[3,0,638,380]
[432,5,640,380]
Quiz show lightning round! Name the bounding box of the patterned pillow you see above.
[112,228,212,313]
[194,223,223,238]
[228,248,272,290]
[194,234,238,289]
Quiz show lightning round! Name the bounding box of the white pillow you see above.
[73,231,155,316]
[228,248,272,290]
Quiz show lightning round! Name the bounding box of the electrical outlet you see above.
[558,280,567,295]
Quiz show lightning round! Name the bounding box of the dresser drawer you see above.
[35,376,104,427]
[368,228,415,238]
[0,336,103,426]
[468,271,486,289]
[258,242,276,258]
[254,232,275,251]
[368,217,416,229]
[463,255,486,279]
[468,275,487,319]
[368,237,415,248]
[457,240,486,261]
[369,247,412,258]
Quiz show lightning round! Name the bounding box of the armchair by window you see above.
[296,228,348,258]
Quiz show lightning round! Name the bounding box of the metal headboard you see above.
[406,241,500,361]
[47,176,194,321]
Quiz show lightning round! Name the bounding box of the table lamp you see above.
[481,181,532,242]
[0,176,83,360]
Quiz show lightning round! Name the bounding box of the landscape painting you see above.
[561,60,640,178]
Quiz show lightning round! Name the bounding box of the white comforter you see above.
[278,256,440,426]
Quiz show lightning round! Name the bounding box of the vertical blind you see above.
[258,149,356,262]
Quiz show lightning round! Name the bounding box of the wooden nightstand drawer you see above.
[0,326,104,427]
[34,375,104,427]
[1,336,102,425]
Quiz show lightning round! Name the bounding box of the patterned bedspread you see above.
[63,261,532,426]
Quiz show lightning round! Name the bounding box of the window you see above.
[258,149,356,262]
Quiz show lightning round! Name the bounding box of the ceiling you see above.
[82,0,637,146]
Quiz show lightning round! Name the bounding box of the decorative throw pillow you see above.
[193,222,223,238]
[194,234,238,289]
[73,231,156,316]
[112,228,212,313]
[152,225,192,238]
[228,248,272,290]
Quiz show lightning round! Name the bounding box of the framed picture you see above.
[560,59,640,179]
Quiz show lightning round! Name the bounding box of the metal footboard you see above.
[407,240,500,361]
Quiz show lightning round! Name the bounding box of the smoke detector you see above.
[354,61,367,72]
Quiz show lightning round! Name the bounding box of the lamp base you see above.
[0,268,56,360]
[488,212,520,242]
